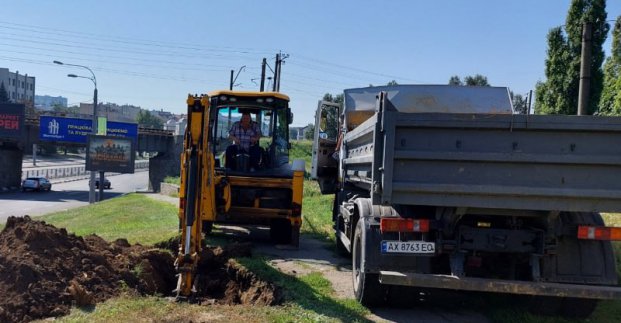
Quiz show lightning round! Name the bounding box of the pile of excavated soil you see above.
[0,216,281,323]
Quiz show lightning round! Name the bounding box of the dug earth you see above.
[0,216,280,323]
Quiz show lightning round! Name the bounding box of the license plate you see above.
[381,241,435,254]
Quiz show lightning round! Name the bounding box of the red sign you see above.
[0,103,25,139]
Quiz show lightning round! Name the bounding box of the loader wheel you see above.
[270,219,292,244]
[352,219,386,307]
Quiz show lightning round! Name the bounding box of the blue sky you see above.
[1,0,620,126]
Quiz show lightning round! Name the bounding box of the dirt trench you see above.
[0,216,281,323]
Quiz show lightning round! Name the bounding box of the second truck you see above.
[312,84,621,317]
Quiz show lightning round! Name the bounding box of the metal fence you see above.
[22,160,149,180]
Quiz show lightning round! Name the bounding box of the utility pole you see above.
[577,22,592,116]
[276,56,282,92]
[260,58,266,92]
[274,53,288,92]
[272,53,280,92]
[229,66,246,90]
[527,90,533,115]
[229,70,234,90]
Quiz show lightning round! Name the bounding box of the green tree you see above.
[464,74,490,86]
[322,93,344,104]
[136,110,164,129]
[448,74,490,86]
[535,28,572,114]
[448,76,462,85]
[304,123,315,140]
[52,103,70,114]
[600,16,621,115]
[536,0,609,115]
[386,80,399,86]
[510,92,529,114]
[0,81,9,103]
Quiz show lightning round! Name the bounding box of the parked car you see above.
[22,177,52,192]
[94,178,111,189]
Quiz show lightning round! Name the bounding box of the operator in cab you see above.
[226,112,262,171]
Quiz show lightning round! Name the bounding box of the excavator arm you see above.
[175,94,216,298]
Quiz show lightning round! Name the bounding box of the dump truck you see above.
[311,85,621,317]
[176,91,305,297]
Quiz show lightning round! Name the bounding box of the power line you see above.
[0,47,231,73]
[0,21,276,56]
[294,54,423,83]
[0,54,225,84]
[0,20,421,87]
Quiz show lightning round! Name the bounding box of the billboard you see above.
[86,135,135,173]
[39,116,138,143]
[0,103,25,139]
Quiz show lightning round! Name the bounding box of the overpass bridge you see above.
[1,118,183,192]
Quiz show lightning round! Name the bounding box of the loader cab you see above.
[209,91,292,175]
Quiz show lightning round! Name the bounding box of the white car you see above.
[22,177,52,192]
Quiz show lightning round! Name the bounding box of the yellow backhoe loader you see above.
[174,91,305,297]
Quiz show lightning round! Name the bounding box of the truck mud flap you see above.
[379,271,621,300]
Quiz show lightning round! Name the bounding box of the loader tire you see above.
[352,219,386,307]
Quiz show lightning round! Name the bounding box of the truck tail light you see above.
[577,226,621,241]
[380,218,429,233]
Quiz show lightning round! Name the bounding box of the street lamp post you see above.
[53,60,100,204]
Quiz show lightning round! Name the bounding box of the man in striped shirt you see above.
[226,112,262,170]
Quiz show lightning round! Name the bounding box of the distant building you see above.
[0,68,35,104]
[150,109,174,122]
[164,119,176,131]
[79,102,141,123]
[35,95,68,110]
[175,118,187,135]
[163,116,186,135]
[290,125,312,140]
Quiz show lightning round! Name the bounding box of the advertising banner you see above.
[0,103,25,139]
[86,135,135,173]
[40,116,138,143]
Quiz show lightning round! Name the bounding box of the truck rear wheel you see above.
[534,212,612,318]
[560,297,598,319]
[352,219,386,307]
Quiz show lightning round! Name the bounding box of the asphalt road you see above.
[0,171,149,223]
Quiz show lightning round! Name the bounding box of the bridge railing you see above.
[22,160,149,180]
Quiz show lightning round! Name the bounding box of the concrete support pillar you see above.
[0,143,24,190]
[148,135,183,192]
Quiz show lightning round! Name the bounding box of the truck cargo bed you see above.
[344,109,621,212]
